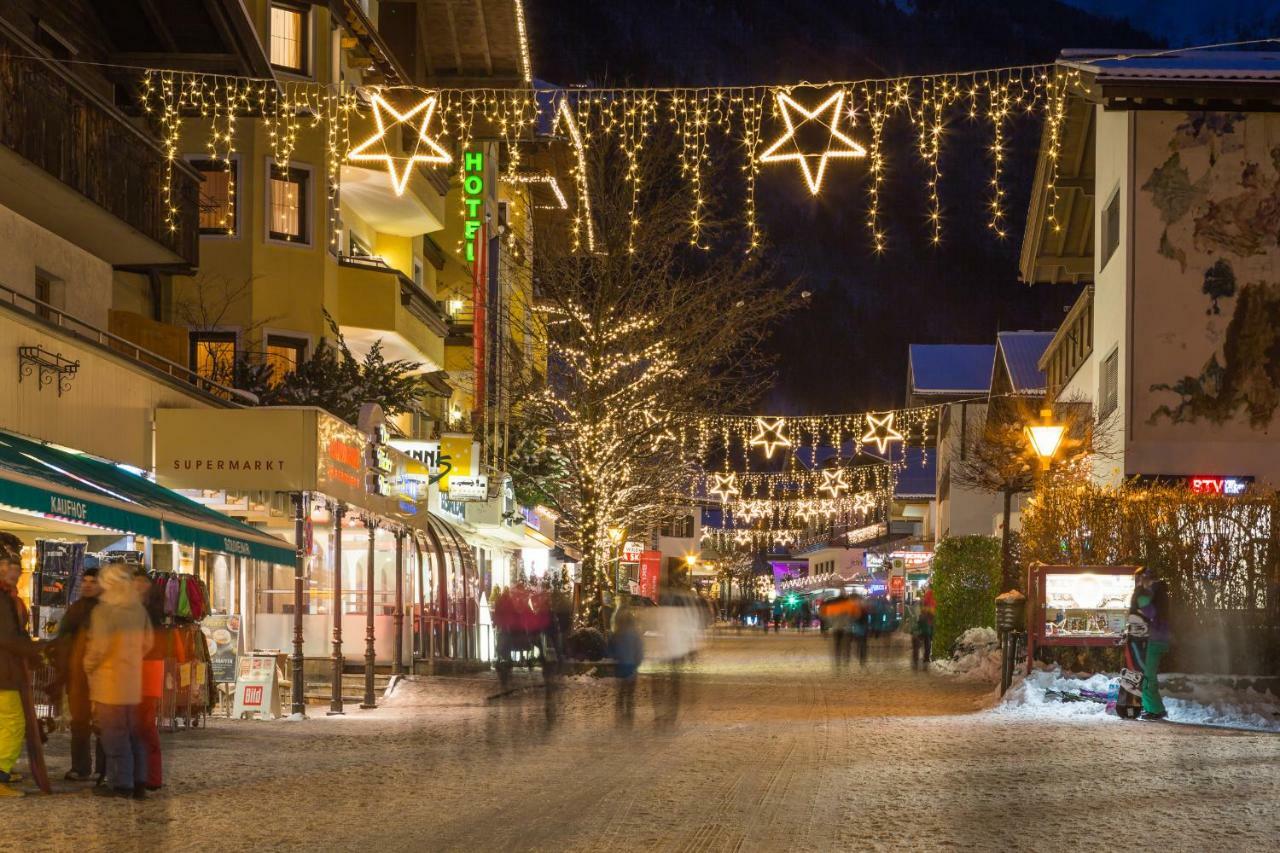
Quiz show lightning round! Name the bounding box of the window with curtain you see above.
[265,334,307,385]
[270,3,307,74]
[190,332,237,383]
[191,158,237,234]
[269,165,309,242]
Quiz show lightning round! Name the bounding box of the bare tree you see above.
[950,394,1116,590]
[505,138,793,622]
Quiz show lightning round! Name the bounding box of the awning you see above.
[0,429,295,566]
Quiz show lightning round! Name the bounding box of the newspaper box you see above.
[232,654,283,720]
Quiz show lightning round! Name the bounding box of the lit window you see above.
[270,3,307,74]
[265,334,307,385]
[269,165,309,242]
[190,333,237,383]
[191,159,237,235]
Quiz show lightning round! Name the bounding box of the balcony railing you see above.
[337,254,450,335]
[0,23,199,266]
[1039,285,1094,401]
[0,281,247,404]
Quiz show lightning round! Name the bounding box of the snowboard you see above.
[17,660,51,794]
[1114,635,1146,720]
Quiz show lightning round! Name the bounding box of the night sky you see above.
[526,0,1158,412]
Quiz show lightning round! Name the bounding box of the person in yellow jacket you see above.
[0,531,39,798]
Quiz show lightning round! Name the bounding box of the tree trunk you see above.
[1000,488,1016,591]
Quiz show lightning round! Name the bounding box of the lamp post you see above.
[290,492,308,718]
[361,517,377,709]
[329,502,346,716]
[1025,409,1066,464]
[607,526,624,599]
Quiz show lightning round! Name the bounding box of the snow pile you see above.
[931,626,1002,682]
[997,666,1280,732]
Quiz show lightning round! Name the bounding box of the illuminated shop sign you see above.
[1189,476,1250,496]
[463,150,484,262]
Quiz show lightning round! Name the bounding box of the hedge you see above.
[931,535,1003,658]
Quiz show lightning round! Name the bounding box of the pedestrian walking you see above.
[52,565,100,782]
[849,593,869,666]
[913,587,936,669]
[799,600,811,632]
[84,564,153,799]
[0,532,41,798]
[135,568,165,790]
[819,595,853,669]
[610,605,643,725]
[1131,572,1171,721]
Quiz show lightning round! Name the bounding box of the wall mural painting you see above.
[1143,112,1280,429]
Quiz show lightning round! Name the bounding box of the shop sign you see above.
[200,614,240,683]
[231,654,282,720]
[447,475,488,501]
[638,550,662,602]
[1189,476,1250,495]
[155,408,314,493]
[621,541,643,563]
[889,576,906,597]
[463,149,485,262]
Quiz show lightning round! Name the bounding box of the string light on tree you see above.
[749,417,793,459]
[759,89,867,195]
[861,412,904,454]
[346,92,451,195]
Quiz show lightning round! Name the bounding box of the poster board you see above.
[200,614,241,684]
[231,654,282,720]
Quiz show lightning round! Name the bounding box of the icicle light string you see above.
[127,61,1099,252]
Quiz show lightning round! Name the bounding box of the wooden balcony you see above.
[0,22,198,268]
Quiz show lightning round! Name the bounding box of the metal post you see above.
[290,492,307,717]
[415,536,427,661]
[329,503,346,715]
[361,518,377,709]
[393,530,405,676]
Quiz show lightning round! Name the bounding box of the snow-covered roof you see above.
[1060,49,1280,82]
[908,344,995,395]
[995,331,1054,395]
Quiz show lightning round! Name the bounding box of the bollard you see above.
[995,589,1027,696]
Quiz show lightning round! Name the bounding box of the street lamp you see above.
[1025,409,1066,462]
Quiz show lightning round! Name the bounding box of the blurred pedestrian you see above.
[135,568,165,790]
[52,566,100,782]
[1131,572,1171,721]
[819,595,853,669]
[0,532,40,797]
[610,605,643,725]
[849,593,869,666]
[84,564,153,799]
[799,600,811,632]
[913,587,936,669]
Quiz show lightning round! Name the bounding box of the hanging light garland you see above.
[130,61,1078,253]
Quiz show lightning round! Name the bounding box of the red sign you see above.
[242,685,263,706]
[889,576,905,597]
[638,551,662,602]
[1189,476,1249,495]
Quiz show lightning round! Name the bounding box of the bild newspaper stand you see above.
[1025,563,1141,673]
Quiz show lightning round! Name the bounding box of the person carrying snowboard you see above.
[1130,571,1171,721]
[0,531,41,797]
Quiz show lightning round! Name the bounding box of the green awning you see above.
[0,429,294,566]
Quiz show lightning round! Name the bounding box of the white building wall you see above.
[0,204,113,327]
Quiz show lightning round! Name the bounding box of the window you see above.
[34,271,58,321]
[190,332,237,383]
[412,258,424,290]
[269,164,309,243]
[1101,186,1120,270]
[1099,348,1119,419]
[269,3,308,74]
[661,515,694,538]
[191,158,237,235]
[265,334,307,385]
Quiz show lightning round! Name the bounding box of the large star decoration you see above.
[861,412,904,454]
[818,468,849,499]
[749,417,792,459]
[709,472,741,503]
[347,93,452,195]
[759,90,867,195]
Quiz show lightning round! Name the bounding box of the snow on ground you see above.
[8,631,1280,852]
[930,626,1002,682]
[996,666,1280,733]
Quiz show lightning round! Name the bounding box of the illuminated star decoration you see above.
[818,468,849,499]
[759,89,867,195]
[861,412,904,454]
[733,529,754,547]
[642,410,678,452]
[749,417,792,459]
[709,472,741,503]
[347,93,451,195]
[853,492,877,515]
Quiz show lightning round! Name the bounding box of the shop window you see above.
[191,158,238,235]
[269,3,308,75]
[1099,347,1119,419]
[190,332,237,383]
[269,164,309,243]
[265,334,307,384]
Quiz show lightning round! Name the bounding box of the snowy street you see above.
[13,632,1280,852]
